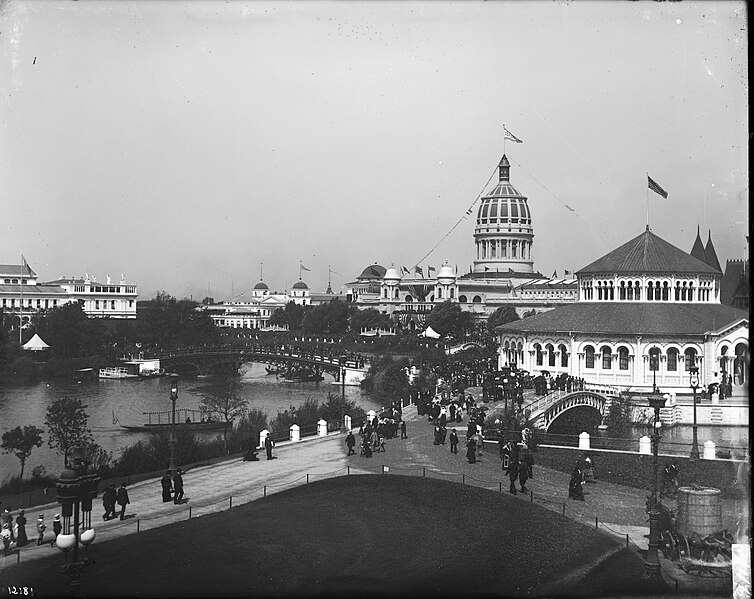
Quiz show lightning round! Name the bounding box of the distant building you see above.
[345,154,578,330]
[0,261,137,330]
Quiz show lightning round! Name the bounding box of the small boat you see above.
[138,368,165,379]
[282,373,324,383]
[120,421,230,433]
[99,366,140,379]
[73,368,96,381]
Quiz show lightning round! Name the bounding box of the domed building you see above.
[344,153,578,329]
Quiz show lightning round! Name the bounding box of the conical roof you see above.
[704,231,722,272]
[22,333,50,351]
[690,225,706,263]
[577,227,720,276]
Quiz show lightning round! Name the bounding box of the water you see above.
[0,362,382,481]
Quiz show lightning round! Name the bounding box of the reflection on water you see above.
[0,363,381,479]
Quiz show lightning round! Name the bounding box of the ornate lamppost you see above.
[169,375,179,479]
[643,391,668,580]
[56,445,100,597]
[689,366,700,460]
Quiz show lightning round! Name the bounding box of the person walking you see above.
[265,434,275,460]
[51,514,61,547]
[449,429,459,454]
[1,523,11,556]
[116,482,130,520]
[15,509,27,547]
[569,463,585,501]
[466,437,477,464]
[400,420,407,439]
[36,514,46,546]
[161,471,173,503]
[346,431,356,455]
[103,483,117,520]
[173,469,184,504]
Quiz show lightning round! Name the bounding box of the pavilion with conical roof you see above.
[496,226,748,397]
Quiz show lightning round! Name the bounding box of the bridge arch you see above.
[528,391,610,432]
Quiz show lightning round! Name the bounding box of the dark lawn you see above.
[7,475,633,598]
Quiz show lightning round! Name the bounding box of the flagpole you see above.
[646,172,649,229]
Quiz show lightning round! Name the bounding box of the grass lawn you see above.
[7,475,664,598]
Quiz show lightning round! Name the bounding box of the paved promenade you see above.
[2,405,739,594]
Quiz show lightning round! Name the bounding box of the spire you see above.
[704,230,722,272]
[498,154,511,182]
[690,225,706,264]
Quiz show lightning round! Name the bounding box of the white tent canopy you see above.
[419,326,441,339]
[22,333,50,351]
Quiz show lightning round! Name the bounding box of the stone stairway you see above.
[710,405,724,425]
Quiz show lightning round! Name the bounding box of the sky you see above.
[1,0,748,302]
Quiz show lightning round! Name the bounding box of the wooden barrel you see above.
[676,486,722,537]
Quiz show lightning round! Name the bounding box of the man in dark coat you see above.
[517,444,530,493]
[505,447,520,494]
[449,429,459,454]
[400,420,407,439]
[116,482,130,520]
[569,464,585,500]
[173,469,184,504]
[346,431,356,455]
[103,483,117,520]
[161,471,173,503]
[265,434,275,460]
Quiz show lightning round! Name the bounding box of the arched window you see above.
[635,281,641,301]
[601,346,612,369]
[626,281,633,301]
[675,282,681,301]
[405,295,414,303]
[449,288,455,299]
[687,283,694,302]
[546,343,555,367]
[395,289,399,299]
[649,347,661,372]
[559,344,568,367]
[458,295,467,303]
[618,347,629,370]
[584,345,595,369]
[662,281,670,301]
[619,281,626,300]
[667,348,678,372]
[647,281,654,301]
[609,282,615,300]
[534,343,543,366]
[437,288,443,299]
[472,296,482,303]
[684,348,697,371]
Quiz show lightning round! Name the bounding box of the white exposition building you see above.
[345,154,578,329]
[0,261,138,329]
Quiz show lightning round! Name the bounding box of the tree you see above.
[425,301,474,339]
[302,299,350,334]
[349,307,392,333]
[270,301,305,330]
[44,397,94,467]
[199,376,248,454]
[32,301,108,359]
[487,305,520,333]
[1,425,43,489]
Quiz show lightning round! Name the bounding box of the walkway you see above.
[2,406,739,594]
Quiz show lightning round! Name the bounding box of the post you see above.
[689,367,700,459]
[703,440,716,460]
[578,432,590,450]
[643,392,667,580]
[169,375,179,480]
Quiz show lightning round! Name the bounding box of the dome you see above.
[437,265,455,280]
[357,264,386,280]
[476,195,531,227]
[383,267,401,281]
[253,281,269,290]
[292,280,309,290]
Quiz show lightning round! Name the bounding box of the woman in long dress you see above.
[15,510,28,547]
[466,438,477,464]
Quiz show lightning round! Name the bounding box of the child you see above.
[36,514,46,546]
[52,514,62,547]
[1,523,11,556]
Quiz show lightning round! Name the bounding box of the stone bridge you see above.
[523,384,619,431]
[154,345,369,379]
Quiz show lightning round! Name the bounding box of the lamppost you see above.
[689,366,700,460]
[169,375,179,479]
[643,391,668,580]
[56,445,100,597]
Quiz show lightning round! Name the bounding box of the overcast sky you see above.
[1,1,748,301]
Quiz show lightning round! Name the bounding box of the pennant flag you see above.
[400,266,410,276]
[484,266,490,272]
[300,264,311,272]
[427,266,436,275]
[465,206,474,215]
[564,204,575,212]
[564,269,571,276]
[502,125,523,143]
[415,266,424,277]
[647,175,668,199]
[552,270,558,278]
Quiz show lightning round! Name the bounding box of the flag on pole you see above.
[414,266,424,277]
[502,125,523,143]
[465,206,474,215]
[300,264,311,272]
[427,266,436,275]
[647,175,668,199]
[400,266,410,276]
